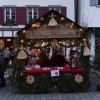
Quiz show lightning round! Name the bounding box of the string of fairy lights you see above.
[16,10,89,48]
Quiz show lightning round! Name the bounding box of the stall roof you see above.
[17,9,86,39]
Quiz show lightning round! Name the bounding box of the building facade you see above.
[0,0,75,49]
[75,0,100,61]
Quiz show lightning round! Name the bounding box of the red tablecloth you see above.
[24,67,83,74]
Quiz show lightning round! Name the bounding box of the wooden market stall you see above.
[10,10,91,93]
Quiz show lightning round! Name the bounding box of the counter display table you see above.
[24,66,83,73]
[21,66,85,93]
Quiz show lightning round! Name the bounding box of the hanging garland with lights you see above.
[16,9,90,49]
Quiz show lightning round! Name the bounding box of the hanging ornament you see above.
[17,45,27,59]
[26,75,34,84]
[83,46,91,56]
[48,13,58,26]
[75,74,83,83]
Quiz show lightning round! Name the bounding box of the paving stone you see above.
[0,68,100,100]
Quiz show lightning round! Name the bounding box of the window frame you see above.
[97,0,100,6]
[48,5,61,13]
[3,6,16,24]
[26,5,39,23]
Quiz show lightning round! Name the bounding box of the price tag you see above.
[51,70,59,77]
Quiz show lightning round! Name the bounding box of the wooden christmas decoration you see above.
[83,46,91,56]
[26,75,34,84]
[17,45,27,59]
[48,13,58,26]
[75,74,83,83]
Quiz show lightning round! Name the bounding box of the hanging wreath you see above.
[74,74,83,83]
[26,75,35,84]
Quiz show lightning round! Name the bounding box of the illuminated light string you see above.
[21,39,84,49]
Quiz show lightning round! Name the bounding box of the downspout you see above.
[74,0,79,23]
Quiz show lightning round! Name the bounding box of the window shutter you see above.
[16,7,27,25]
[61,7,67,17]
[90,0,97,6]
[0,7,4,24]
[38,7,49,17]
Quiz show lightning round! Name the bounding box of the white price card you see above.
[51,70,59,77]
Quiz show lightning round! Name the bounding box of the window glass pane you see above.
[28,11,32,15]
[55,8,60,12]
[11,9,15,16]
[4,31,12,37]
[34,16,37,20]
[6,8,10,15]
[98,0,100,5]
[6,16,10,20]
[49,7,60,13]
[5,7,15,23]
[34,8,37,13]
[27,7,38,23]
[29,16,32,22]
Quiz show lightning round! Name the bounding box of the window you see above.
[4,7,15,24]
[97,0,100,5]
[49,5,61,13]
[27,7,38,23]
[90,0,100,6]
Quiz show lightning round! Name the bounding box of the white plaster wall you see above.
[0,0,75,21]
[89,33,95,61]
[78,0,100,27]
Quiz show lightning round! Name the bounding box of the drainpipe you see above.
[74,0,79,23]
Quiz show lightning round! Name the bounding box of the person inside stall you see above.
[56,50,68,67]
[38,50,50,67]
[69,47,78,68]
[49,50,58,67]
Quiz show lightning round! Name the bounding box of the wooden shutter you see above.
[0,7,4,24]
[90,0,97,6]
[16,7,27,25]
[61,7,67,17]
[39,7,49,17]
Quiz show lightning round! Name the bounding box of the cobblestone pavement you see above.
[0,68,100,100]
[0,88,100,100]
